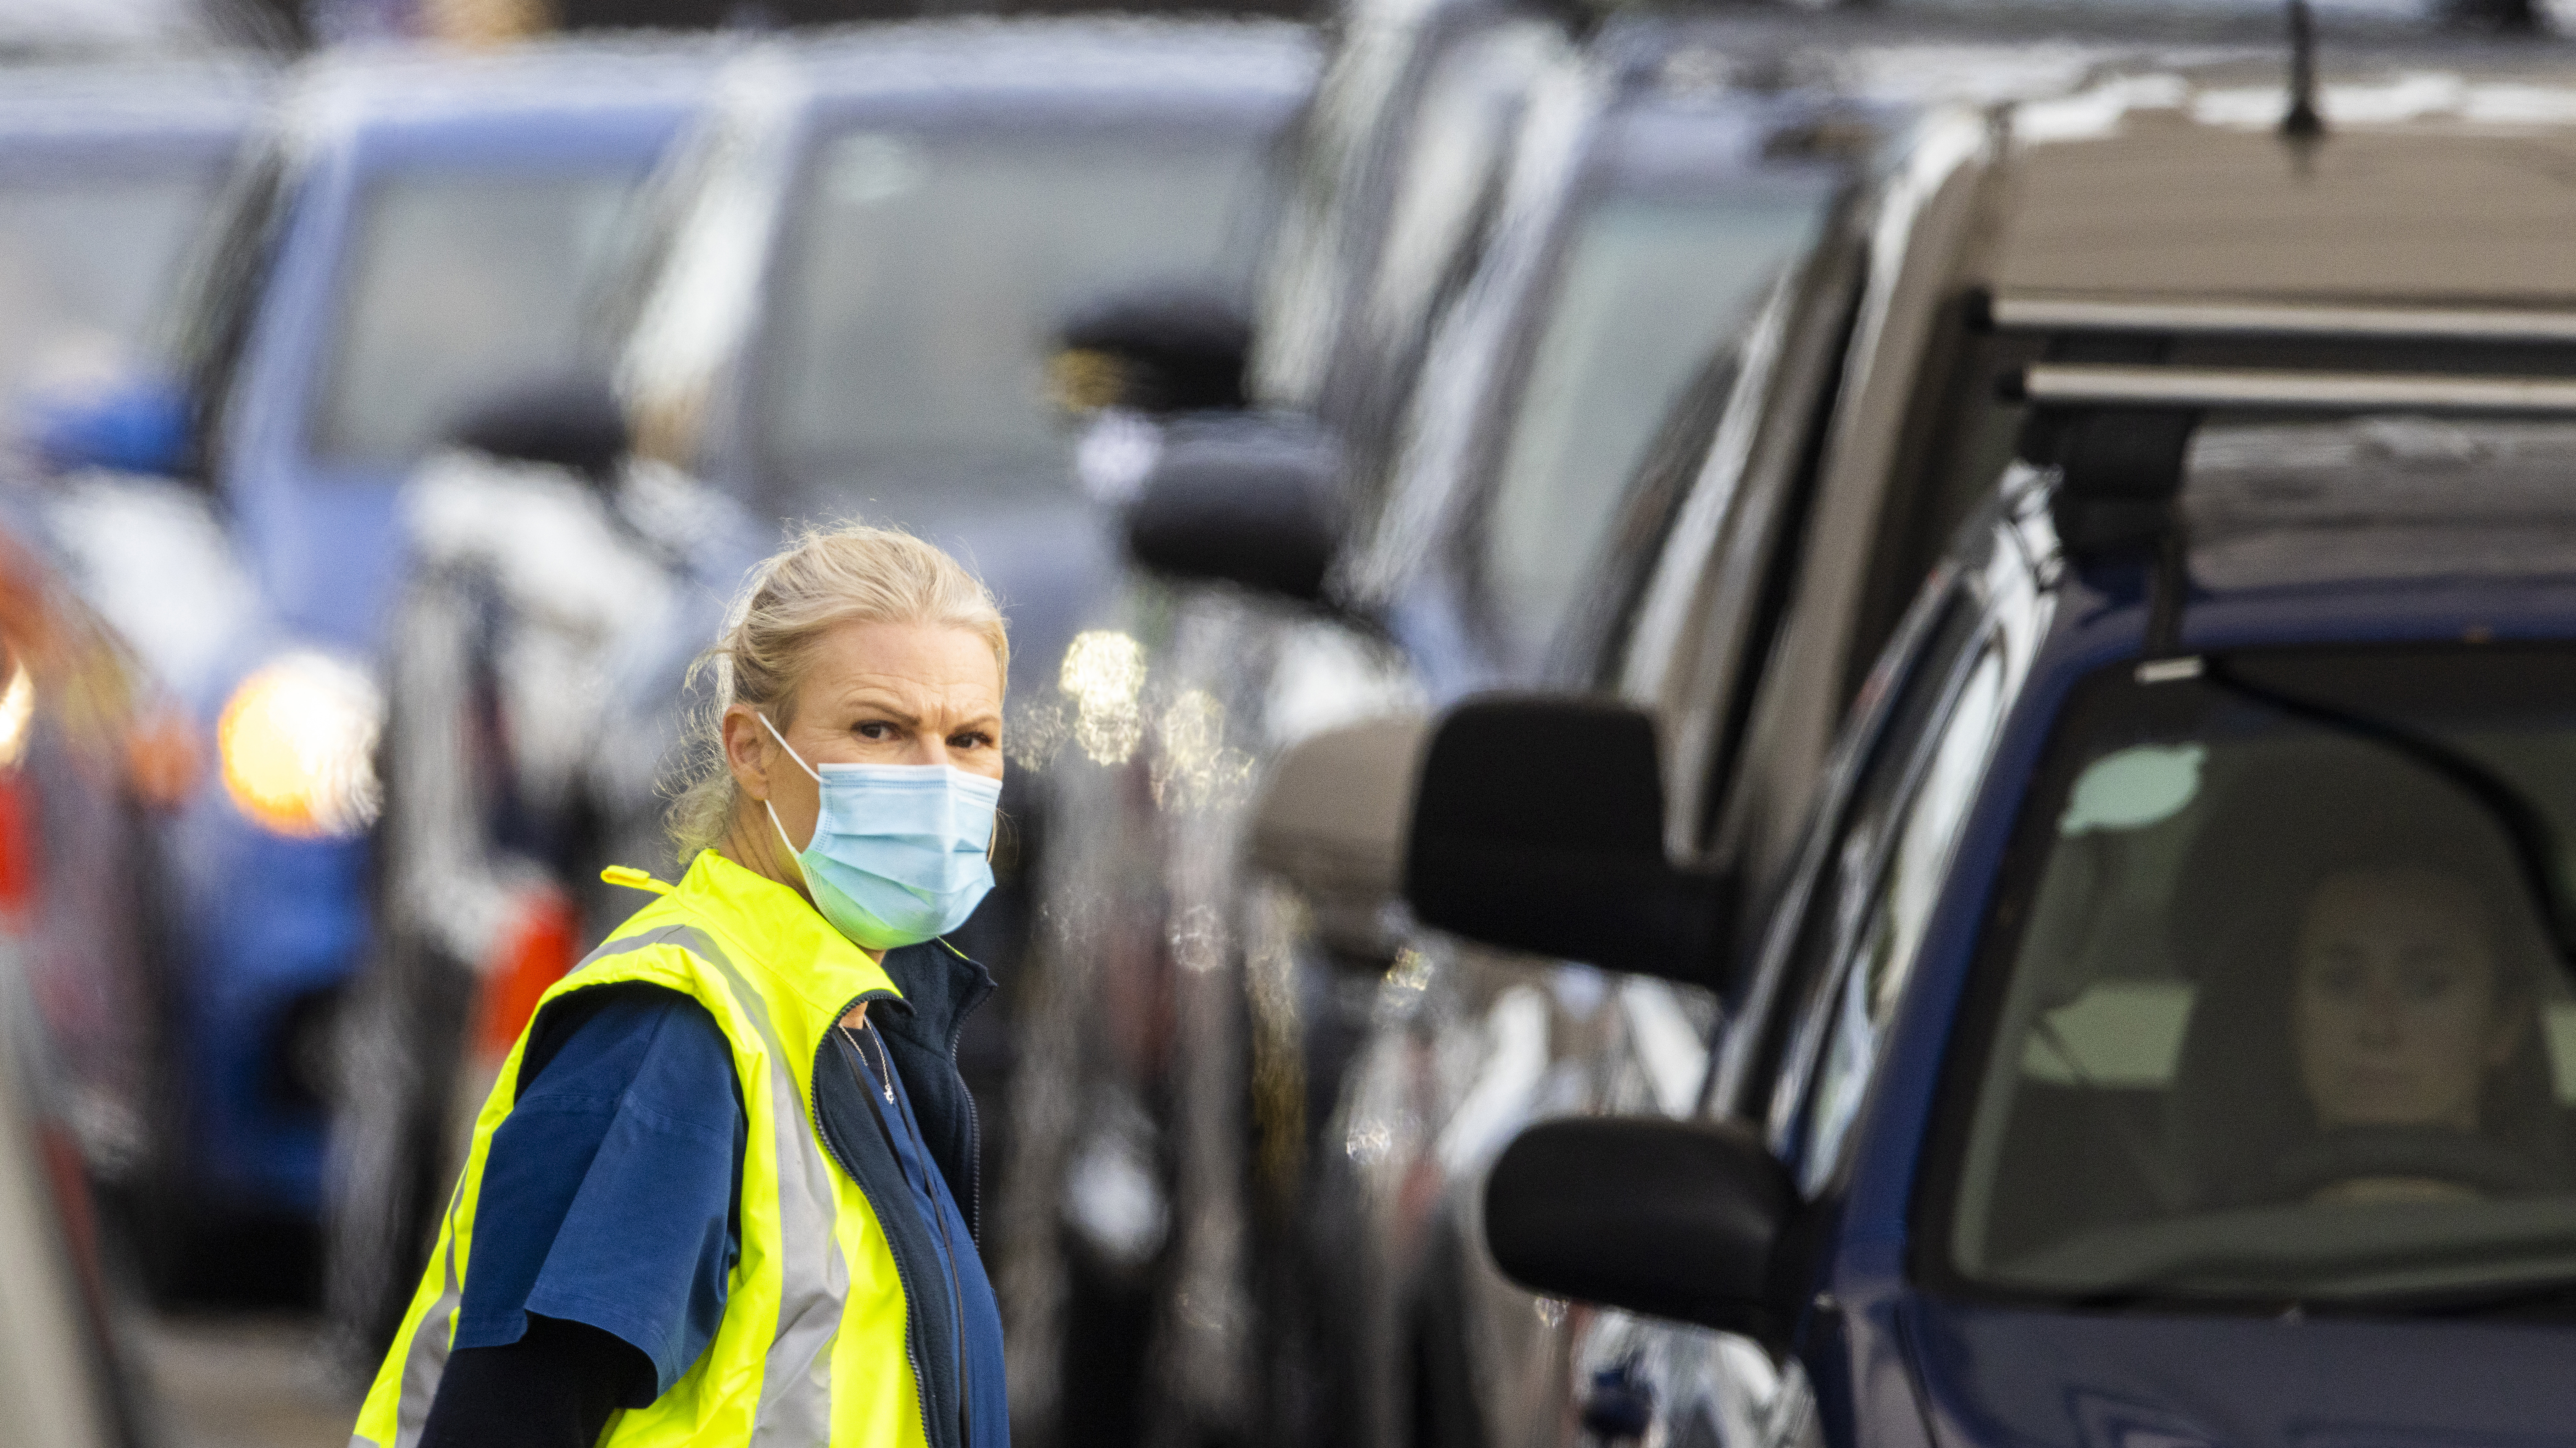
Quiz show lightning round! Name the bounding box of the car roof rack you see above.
[2007,363,2576,415]
[1969,289,2576,347]
[2007,354,2576,655]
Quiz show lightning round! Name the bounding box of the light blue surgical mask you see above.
[758,713,1001,951]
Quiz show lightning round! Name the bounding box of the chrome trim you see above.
[1987,294,2576,345]
[2016,363,2576,414]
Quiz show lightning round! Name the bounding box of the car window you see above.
[760,121,1270,515]
[313,167,643,467]
[1785,637,2007,1195]
[1935,638,2576,1309]
[0,164,225,410]
[1255,19,1554,414]
[1471,174,1831,672]
[1715,583,1981,1124]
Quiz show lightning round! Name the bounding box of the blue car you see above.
[1396,48,2576,1448]
[0,59,264,445]
[34,39,711,1274]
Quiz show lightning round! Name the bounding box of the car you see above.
[31,36,714,1294]
[1402,41,2576,1448]
[0,497,192,1444]
[1002,13,1902,1445]
[336,15,1316,1363]
[0,58,264,449]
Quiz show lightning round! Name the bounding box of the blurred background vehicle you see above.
[0,497,204,1448]
[1403,35,2576,1448]
[1001,10,1893,1447]
[336,13,1315,1369]
[0,59,265,453]
[991,0,1565,1437]
[29,36,715,1304]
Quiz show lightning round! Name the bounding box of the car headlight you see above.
[218,652,382,839]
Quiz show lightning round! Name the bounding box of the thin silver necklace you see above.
[842,1019,895,1104]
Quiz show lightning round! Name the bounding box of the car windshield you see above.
[761,121,1269,514]
[1945,639,2576,1309]
[313,167,644,468]
[1474,168,1833,670]
[0,167,223,410]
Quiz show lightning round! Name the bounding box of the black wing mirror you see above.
[447,370,628,486]
[1052,284,1252,415]
[1485,1117,1796,1343]
[1123,412,1343,603]
[1402,696,1729,987]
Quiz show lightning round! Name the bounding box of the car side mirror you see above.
[447,370,628,485]
[1485,1116,1796,1343]
[1052,284,1252,414]
[21,371,193,478]
[1402,696,1729,987]
[1248,715,1430,968]
[1124,412,1343,603]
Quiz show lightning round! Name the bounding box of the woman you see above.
[2283,860,2554,1203]
[2160,754,2571,1212]
[354,524,1012,1448]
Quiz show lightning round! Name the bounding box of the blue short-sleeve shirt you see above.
[452,984,744,1394]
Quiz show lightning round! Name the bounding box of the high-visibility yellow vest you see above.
[352,849,941,1448]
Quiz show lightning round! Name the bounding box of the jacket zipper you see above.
[808,988,945,1448]
[943,1001,982,1241]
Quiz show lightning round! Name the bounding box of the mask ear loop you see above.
[756,712,823,889]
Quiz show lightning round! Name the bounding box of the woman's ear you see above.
[722,704,772,803]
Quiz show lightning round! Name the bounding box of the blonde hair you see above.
[667,522,1008,855]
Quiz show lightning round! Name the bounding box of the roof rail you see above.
[1971,290,2576,346]
[2007,363,2576,415]
[2004,338,2576,649]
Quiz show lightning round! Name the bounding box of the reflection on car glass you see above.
[1478,180,1831,666]
[1946,645,2576,1310]
[0,170,220,407]
[315,169,642,467]
[764,125,1269,505]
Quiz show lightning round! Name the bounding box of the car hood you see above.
[1905,1295,2576,1448]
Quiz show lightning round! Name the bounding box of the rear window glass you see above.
[760,121,1271,516]
[314,168,642,467]
[0,167,223,408]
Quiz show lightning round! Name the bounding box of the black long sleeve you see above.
[418,1313,656,1448]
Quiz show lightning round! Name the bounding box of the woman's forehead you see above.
[808,619,1002,698]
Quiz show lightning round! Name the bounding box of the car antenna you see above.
[2282,0,2325,140]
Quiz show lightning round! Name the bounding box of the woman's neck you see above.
[714,804,891,999]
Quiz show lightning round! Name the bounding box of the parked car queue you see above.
[1007,14,1866,1444]
[1360,35,2576,1448]
[12,9,2576,1448]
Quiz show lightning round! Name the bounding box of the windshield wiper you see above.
[2201,657,2576,982]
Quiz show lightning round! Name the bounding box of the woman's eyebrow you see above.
[838,691,924,728]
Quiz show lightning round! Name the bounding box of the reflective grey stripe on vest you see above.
[369,922,847,1446]
[576,924,847,1445]
[359,1177,467,1448]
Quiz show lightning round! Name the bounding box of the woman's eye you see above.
[856,721,894,741]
